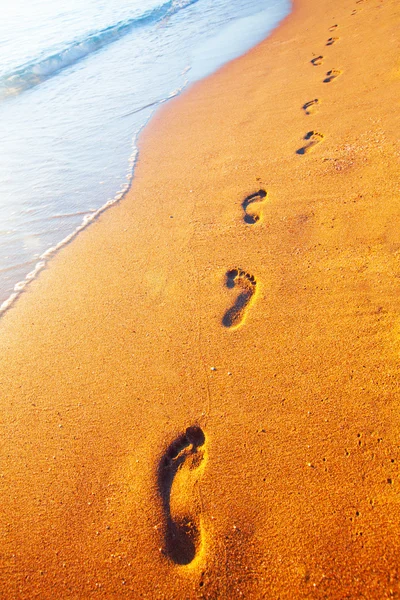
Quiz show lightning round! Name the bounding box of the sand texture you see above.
[1,0,400,597]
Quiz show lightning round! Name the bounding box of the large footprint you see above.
[158,426,206,565]
[222,269,257,329]
[242,189,267,224]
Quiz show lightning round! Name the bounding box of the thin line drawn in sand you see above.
[242,189,267,224]
[311,55,324,66]
[222,269,257,329]
[296,131,324,155]
[323,69,342,83]
[302,99,320,115]
[326,37,339,45]
[157,426,206,565]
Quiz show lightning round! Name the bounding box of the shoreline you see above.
[0,1,290,314]
[1,0,400,597]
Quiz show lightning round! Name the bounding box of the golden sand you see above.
[0,0,400,597]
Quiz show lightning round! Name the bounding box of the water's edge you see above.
[0,78,191,315]
[0,4,291,318]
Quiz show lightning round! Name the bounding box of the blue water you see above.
[0,0,290,311]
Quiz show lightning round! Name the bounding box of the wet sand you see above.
[0,0,400,597]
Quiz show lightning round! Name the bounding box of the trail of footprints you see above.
[157,209,260,566]
[301,20,346,153]
[156,192,265,566]
[156,190,264,564]
[156,11,356,571]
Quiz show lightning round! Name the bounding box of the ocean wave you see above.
[0,0,198,101]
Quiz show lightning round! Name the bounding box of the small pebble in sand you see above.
[211,367,216,371]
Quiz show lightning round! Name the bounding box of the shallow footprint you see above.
[222,269,257,329]
[297,131,324,155]
[323,68,342,83]
[311,55,324,66]
[242,189,267,224]
[302,98,320,115]
[158,426,206,565]
[326,37,339,45]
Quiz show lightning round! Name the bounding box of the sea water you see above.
[0,0,290,311]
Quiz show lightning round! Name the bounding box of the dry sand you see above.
[1,0,400,597]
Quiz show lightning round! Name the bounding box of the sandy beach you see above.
[1,0,400,597]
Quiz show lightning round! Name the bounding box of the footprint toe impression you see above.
[222,269,257,329]
[158,426,206,565]
[297,131,324,155]
[242,189,267,224]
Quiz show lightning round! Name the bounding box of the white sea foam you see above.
[0,140,138,316]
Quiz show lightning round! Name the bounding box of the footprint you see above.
[311,55,324,66]
[222,269,257,329]
[158,426,206,565]
[302,98,320,115]
[326,37,339,45]
[329,24,338,31]
[242,189,267,224]
[323,69,342,83]
[296,131,324,155]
